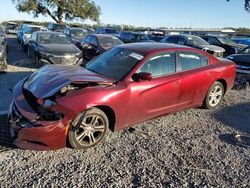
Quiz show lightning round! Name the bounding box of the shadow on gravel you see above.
[212,102,250,133]
[0,114,16,151]
[218,134,236,146]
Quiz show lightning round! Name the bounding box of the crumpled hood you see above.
[23,65,116,98]
[40,44,80,55]
[196,45,225,53]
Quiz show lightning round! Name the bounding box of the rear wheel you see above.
[203,81,224,109]
[68,107,109,149]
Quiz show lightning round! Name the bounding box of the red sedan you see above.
[9,43,236,150]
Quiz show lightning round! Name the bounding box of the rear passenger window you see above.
[139,53,176,77]
[179,52,209,71]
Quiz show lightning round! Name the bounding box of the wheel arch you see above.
[216,79,227,94]
[93,105,116,132]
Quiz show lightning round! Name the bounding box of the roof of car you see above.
[69,27,86,30]
[121,31,146,35]
[36,31,63,35]
[203,34,227,38]
[24,24,45,28]
[90,34,118,38]
[168,34,199,38]
[120,42,190,55]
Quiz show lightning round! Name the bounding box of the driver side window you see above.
[139,52,176,77]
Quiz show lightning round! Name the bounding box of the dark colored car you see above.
[148,34,165,42]
[27,31,82,67]
[21,25,46,52]
[200,35,247,57]
[80,34,123,60]
[161,34,225,57]
[227,46,250,80]
[47,23,66,32]
[96,27,120,37]
[9,42,236,150]
[232,38,250,46]
[17,24,25,44]
[64,27,88,48]
[0,28,7,72]
[119,32,155,43]
[5,22,18,34]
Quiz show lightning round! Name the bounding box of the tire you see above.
[203,81,224,109]
[68,107,109,150]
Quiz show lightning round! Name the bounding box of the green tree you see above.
[12,0,101,23]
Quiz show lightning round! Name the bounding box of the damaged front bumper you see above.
[8,79,75,150]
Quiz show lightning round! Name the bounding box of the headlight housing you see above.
[37,98,57,109]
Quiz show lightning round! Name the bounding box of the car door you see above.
[127,52,182,124]
[177,51,212,107]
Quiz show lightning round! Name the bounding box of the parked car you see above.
[80,34,123,60]
[64,27,88,48]
[27,31,82,67]
[47,23,66,32]
[16,24,25,43]
[119,32,154,43]
[21,25,46,52]
[227,46,250,80]
[0,28,7,72]
[232,38,250,46]
[9,43,236,150]
[96,27,120,37]
[160,34,225,57]
[5,22,18,34]
[148,34,165,42]
[200,35,247,57]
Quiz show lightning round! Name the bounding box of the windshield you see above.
[105,28,119,34]
[54,24,65,31]
[188,36,209,45]
[71,29,87,37]
[217,37,235,45]
[133,34,149,41]
[86,47,144,80]
[99,36,123,48]
[240,47,250,54]
[26,27,42,34]
[38,33,71,44]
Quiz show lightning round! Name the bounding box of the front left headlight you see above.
[37,98,57,108]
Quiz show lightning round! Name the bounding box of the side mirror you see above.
[132,72,152,82]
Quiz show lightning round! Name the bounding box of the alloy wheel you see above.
[74,114,106,147]
[208,85,223,107]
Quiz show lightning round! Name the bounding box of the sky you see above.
[0,0,250,28]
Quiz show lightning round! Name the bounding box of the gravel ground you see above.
[0,35,249,187]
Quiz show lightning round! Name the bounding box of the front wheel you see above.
[68,107,109,149]
[203,81,224,109]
